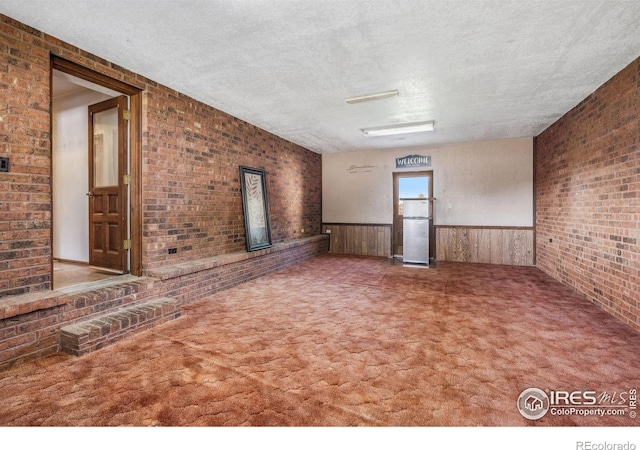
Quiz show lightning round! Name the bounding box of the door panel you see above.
[88,96,128,273]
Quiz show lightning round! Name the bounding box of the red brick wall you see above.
[0,15,322,296]
[142,86,322,271]
[535,56,640,331]
[0,17,52,296]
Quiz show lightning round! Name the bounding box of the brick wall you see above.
[0,17,52,296]
[142,86,322,271]
[535,55,640,331]
[0,14,322,297]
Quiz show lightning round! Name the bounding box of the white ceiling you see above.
[2,1,640,153]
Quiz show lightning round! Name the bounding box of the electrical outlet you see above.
[0,157,8,172]
[325,229,331,234]
[301,228,304,234]
[168,248,177,254]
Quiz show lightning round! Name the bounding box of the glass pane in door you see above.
[399,176,429,199]
[92,107,119,187]
[398,176,429,216]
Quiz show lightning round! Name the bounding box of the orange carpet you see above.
[1,254,639,426]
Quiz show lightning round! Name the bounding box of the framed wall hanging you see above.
[239,166,272,251]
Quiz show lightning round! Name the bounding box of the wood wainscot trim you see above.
[435,225,535,266]
[322,223,393,258]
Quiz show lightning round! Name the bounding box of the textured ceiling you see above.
[2,1,640,153]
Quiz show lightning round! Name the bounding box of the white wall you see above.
[322,137,533,226]
[53,88,112,262]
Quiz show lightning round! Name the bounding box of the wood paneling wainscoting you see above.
[322,223,392,258]
[436,226,535,266]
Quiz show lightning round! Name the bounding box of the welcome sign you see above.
[396,154,431,168]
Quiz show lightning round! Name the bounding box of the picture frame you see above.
[239,166,272,252]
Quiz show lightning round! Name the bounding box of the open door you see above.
[87,96,129,273]
[393,171,434,260]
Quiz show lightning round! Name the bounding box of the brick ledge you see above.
[0,275,154,321]
[145,235,329,281]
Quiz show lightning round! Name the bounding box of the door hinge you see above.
[123,174,130,185]
[122,109,131,120]
[123,239,132,250]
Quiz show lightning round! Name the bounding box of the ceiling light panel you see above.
[361,121,435,137]
[345,89,399,104]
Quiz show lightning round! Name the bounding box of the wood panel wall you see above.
[436,226,535,266]
[322,224,392,258]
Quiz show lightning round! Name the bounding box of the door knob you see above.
[86,192,94,198]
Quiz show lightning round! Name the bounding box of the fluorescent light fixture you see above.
[361,121,435,137]
[345,89,399,104]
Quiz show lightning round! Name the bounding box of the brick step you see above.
[60,297,180,356]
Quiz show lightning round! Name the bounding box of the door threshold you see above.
[88,265,127,275]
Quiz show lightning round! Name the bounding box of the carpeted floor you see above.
[1,254,639,426]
